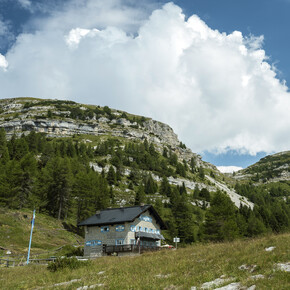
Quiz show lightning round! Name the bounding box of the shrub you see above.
[59,245,84,257]
[47,257,90,272]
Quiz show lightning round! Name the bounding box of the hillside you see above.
[234,151,290,184]
[233,151,290,206]
[0,97,290,244]
[0,207,83,256]
[0,233,289,289]
[0,97,252,207]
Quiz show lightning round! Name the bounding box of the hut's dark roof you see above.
[78,204,166,229]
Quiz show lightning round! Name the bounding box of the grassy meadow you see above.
[0,207,83,256]
[0,233,289,289]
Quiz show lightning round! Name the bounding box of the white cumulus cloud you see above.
[0,53,8,70]
[217,166,243,174]
[0,1,290,156]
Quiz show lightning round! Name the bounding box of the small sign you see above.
[173,237,180,243]
[139,215,152,223]
[86,240,102,246]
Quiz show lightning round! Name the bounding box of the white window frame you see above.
[101,226,110,233]
[115,239,124,245]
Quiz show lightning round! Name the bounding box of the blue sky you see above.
[1,0,290,170]
[175,0,290,87]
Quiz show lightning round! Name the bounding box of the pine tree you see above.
[203,191,239,241]
[135,185,146,205]
[0,128,9,164]
[198,167,205,180]
[246,211,267,237]
[3,160,23,208]
[200,188,211,202]
[162,147,168,158]
[160,176,171,196]
[176,162,186,177]
[171,187,195,243]
[193,185,200,199]
[144,174,158,194]
[107,166,116,185]
[41,157,72,220]
[18,153,37,208]
[190,157,196,173]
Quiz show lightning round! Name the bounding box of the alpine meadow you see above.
[0,98,289,289]
[1,0,290,289]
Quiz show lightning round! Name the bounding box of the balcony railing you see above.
[103,244,161,254]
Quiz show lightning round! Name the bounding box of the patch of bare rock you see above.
[265,246,276,252]
[76,284,104,289]
[191,274,258,290]
[238,264,257,273]
[276,262,290,272]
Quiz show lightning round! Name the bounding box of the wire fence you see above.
[0,257,58,267]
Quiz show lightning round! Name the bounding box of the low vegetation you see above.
[237,151,290,182]
[47,257,90,272]
[0,233,289,289]
[0,207,83,256]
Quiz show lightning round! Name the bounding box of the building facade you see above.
[78,205,166,257]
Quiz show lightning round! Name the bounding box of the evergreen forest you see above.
[0,128,290,244]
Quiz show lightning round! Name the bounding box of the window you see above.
[139,215,152,223]
[130,239,136,245]
[145,227,148,233]
[137,226,142,232]
[116,225,125,232]
[115,239,124,245]
[101,226,109,233]
[130,225,136,232]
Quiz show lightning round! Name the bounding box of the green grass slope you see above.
[235,151,290,183]
[0,233,289,289]
[0,207,83,256]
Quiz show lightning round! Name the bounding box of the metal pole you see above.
[27,209,35,265]
[175,237,177,249]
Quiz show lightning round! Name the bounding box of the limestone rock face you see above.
[0,97,204,165]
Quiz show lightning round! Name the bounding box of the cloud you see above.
[17,0,32,9]
[217,166,243,174]
[0,53,8,70]
[0,1,290,156]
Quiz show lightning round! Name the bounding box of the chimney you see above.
[96,210,101,215]
[140,203,145,207]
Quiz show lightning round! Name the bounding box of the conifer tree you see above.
[203,191,239,241]
[41,157,72,220]
[171,187,195,243]
[0,128,9,164]
[107,166,116,185]
[135,185,146,205]
[144,174,158,194]
[160,176,171,196]
[190,157,196,172]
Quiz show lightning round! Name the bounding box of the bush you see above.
[47,257,90,272]
[59,245,84,257]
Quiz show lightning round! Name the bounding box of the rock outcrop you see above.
[0,97,204,165]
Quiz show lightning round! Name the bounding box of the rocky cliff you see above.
[0,97,205,166]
